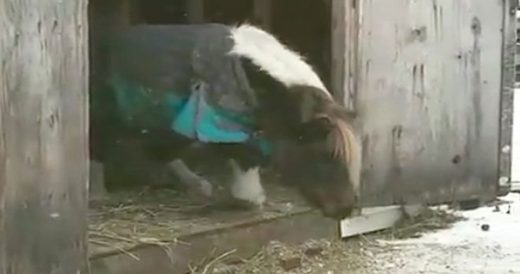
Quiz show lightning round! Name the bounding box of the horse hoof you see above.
[186,178,214,202]
[228,193,266,209]
[229,194,266,211]
[197,179,213,197]
[266,201,294,213]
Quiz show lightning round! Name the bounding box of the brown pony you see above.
[90,23,362,220]
[233,24,362,219]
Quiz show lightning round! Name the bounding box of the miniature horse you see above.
[90,23,362,220]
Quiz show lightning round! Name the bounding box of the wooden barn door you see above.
[331,0,359,113]
[0,0,89,273]
[350,0,516,208]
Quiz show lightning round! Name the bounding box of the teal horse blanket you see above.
[101,24,271,154]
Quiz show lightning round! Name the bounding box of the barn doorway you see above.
[87,0,338,272]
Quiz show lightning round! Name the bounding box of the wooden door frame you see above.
[498,0,518,195]
[331,0,360,114]
[0,0,90,273]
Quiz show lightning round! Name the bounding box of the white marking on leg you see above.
[229,159,266,207]
[168,159,213,198]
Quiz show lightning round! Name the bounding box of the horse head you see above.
[270,86,362,220]
[230,24,362,220]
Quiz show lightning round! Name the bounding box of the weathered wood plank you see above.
[357,0,504,207]
[89,210,338,274]
[340,204,422,238]
[331,0,358,112]
[498,0,518,195]
[0,0,89,273]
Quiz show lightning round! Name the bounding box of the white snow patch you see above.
[368,193,520,273]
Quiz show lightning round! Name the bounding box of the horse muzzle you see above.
[320,205,354,220]
[300,189,357,220]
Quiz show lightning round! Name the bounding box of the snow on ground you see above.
[364,193,520,274]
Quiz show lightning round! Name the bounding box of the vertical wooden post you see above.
[331,0,359,113]
[187,0,205,24]
[498,0,518,194]
[331,0,361,217]
[0,0,89,273]
[88,0,138,202]
[253,0,272,30]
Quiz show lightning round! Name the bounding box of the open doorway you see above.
[87,0,337,271]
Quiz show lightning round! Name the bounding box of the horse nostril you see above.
[339,207,353,219]
[338,205,355,219]
[321,206,353,220]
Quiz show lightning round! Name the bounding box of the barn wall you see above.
[498,0,518,194]
[0,0,89,273]
[331,0,359,112]
[356,0,509,206]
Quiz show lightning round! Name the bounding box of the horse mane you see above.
[327,115,362,192]
[229,23,360,190]
[228,23,330,98]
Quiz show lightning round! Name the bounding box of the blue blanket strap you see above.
[168,92,273,156]
[170,91,250,143]
[111,74,273,156]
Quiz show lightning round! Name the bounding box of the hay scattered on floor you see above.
[190,206,464,274]
[192,239,370,274]
[88,184,310,258]
[89,182,464,272]
[384,207,465,240]
[88,188,210,256]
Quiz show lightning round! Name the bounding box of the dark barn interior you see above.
[87,0,337,272]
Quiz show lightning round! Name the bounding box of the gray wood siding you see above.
[356,0,506,206]
[0,0,89,273]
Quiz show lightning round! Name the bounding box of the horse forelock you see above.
[228,24,331,98]
[326,116,362,192]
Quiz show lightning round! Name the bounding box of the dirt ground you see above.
[194,193,520,274]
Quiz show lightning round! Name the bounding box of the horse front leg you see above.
[167,159,213,203]
[227,159,266,209]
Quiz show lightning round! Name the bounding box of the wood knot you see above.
[471,17,481,36]
[451,155,461,164]
[47,112,59,129]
